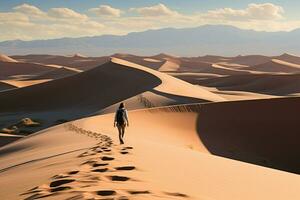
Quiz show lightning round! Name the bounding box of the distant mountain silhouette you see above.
[1,25,300,56]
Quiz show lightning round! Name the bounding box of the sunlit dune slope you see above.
[1,100,300,199]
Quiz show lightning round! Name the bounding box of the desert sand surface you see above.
[1,53,300,200]
[1,102,300,200]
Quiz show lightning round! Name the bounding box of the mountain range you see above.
[1,25,300,56]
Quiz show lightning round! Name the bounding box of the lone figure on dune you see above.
[114,103,129,144]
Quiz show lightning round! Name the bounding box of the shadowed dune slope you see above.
[30,67,78,80]
[196,97,300,173]
[78,96,300,173]
[144,98,300,173]
[0,62,54,79]
[0,61,161,112]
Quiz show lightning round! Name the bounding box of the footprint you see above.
[101,156,114,161]
[97,190,116,196]
[122,147,133,150]
[81,160,96,165]
[120,151,129,155]
[52,174,70,179]
[109,175,130,182]
[164,192,189,198]
[127,190,151,195]
[92,168,108,173]
[24,193,53,200]
[68,171,79,175]
[93,163,109,167]
[118,196,129,200]
[50,186,72,192]
[50,179,75,187]
[65,194,83,200]
[115,166,135,171]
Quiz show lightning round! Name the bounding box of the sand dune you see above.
[12,54,110,71]
[143,58,162,62]
[0,60,161,124]
[1,100,300,199]
[274,53,300,65]
[0,81,17,91]
[1,53,300,200]
[1,79,51,88]
[0,58,224,113]
[90,99,300,173]
[0,62,54,79]
[112,54,165,70]
[112,57,225,102]
[197,73,300,95]
[250,59,300,73]
[30,66,79,80]
[158,59,180,71]
[229,55,271,66]
[71,53,88,58]
[188,55,231,63]
[0,53,18,62]
[0,58,224,147]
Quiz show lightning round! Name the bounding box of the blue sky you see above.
[0,0,300,41]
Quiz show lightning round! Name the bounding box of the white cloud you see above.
[205,3,284,21]
[0,12,29,23]
[1,2,299,42]
[13,3,45,16]
[89,5,121,17]
[131,3,179,17]
[0,4,106,41]
[48,8,88,20]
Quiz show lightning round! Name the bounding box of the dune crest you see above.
[111,57,226,102]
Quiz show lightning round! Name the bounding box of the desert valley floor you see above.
[0,53,300,200]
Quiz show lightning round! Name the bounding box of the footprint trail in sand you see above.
[21,123,189,200]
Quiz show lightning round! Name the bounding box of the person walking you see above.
[114,103,129,144]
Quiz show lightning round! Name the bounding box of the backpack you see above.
[116,109,125,124]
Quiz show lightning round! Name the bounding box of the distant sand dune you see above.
[274,53,300,65]
[197,73,300,95]
[0,81,17,91]
[0,54,18,62]
[12,54,110,71]
[0,62,54,79]
[250,59,300,73]
[30,66,79,80]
